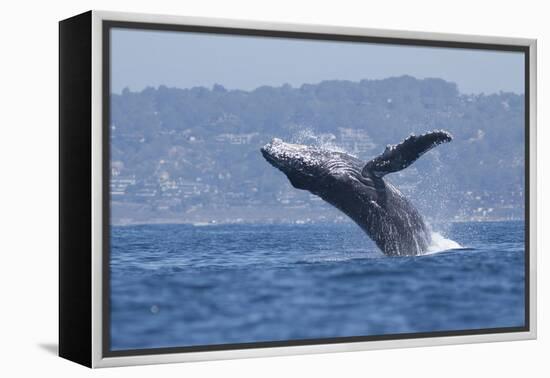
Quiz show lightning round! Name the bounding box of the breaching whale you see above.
[261,130,453,256]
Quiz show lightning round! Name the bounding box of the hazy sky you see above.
[111,28,525,95]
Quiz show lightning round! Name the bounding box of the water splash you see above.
[425,231,463,254]
[290,127,348,154]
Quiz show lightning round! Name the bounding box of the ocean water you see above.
[110,221,525,351]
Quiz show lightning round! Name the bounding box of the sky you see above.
[111,28,525,95]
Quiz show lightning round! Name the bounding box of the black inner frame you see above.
[102,20,531,358]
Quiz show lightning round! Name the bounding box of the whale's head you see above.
[261,138,366,193]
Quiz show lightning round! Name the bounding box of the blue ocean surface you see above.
[110,221,525,351]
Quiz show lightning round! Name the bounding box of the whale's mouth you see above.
[262,138,324,190]
[261,139,283,169]
[261,138,303,171]
[261,138,342,175]
[261,146,282,169]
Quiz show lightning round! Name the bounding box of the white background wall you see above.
[0,0,546,376]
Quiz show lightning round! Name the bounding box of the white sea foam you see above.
[192,222,213,227]
[425,231,463,254]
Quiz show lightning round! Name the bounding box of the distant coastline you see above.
[110,76,525,226]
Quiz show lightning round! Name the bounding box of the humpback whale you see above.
[261,130,452,256]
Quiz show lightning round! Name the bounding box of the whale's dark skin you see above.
[261,130,452,256]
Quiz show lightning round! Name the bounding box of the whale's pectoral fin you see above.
[362,130,452,178]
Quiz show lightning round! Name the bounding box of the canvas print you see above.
[107,26,526,352]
